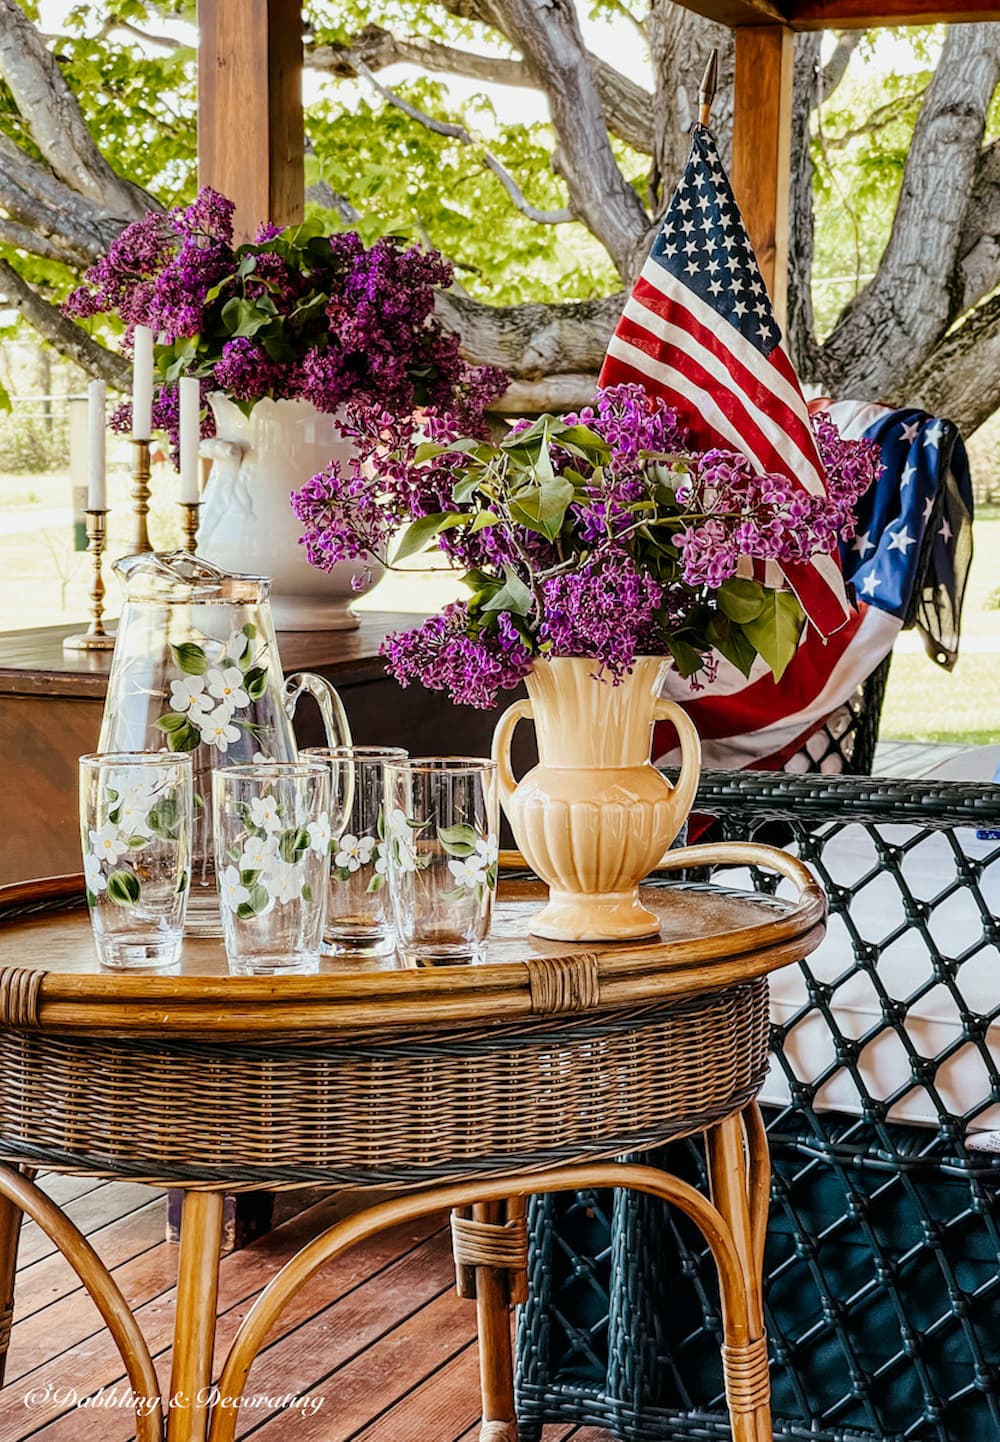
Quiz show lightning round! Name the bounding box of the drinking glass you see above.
[79,752,193,970]
[212,760,332,975]
[302,746,407,958]
[383,758,499,966]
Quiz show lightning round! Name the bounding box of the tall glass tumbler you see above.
[383,757,499,966]
[212,760,332,975]
[302,746,407,958]
[79,752,193,970]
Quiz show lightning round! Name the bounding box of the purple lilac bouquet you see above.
[64,188,507,446]
[291,384,880,709]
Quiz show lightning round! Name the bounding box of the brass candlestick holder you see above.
[63,509,116,652]
[179,500,201,554]
[130,438,152,553]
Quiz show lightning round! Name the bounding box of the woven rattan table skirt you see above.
[0,980,769,1189]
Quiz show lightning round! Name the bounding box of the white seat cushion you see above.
[724,823,1000,1131]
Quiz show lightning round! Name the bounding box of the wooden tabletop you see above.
[0,847,826,1038]
[0,613,413,699]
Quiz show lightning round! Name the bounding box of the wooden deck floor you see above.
[0,1175,614,1442]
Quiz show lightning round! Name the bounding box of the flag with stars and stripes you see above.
[655,402,973,772]
[598,123,851,638]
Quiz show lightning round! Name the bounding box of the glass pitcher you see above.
[99,552,352,933]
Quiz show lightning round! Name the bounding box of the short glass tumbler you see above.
[302,746,407,958]
[79,752,193,970]
[383,757,499,966]
[212,761,332,975]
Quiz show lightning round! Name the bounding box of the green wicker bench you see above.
[517,770,1000,1442]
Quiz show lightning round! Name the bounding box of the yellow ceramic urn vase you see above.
[491,656,702,941]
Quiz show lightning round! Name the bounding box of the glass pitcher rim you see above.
[112,550,273,591]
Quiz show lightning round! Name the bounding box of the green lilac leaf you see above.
[393,511,466,564]
[366,873,385,893]
[301,882,313,902]
[86,889,98,908]
[509,475,573,542]
[482,566,532,617]
[741,592,805,682]
[718,578,768,625]
[665,635,704,679]
[176,870,189,894]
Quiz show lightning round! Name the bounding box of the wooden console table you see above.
[0,616,509,886]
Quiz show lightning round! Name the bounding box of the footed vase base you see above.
[528,888,662,942]
[272,597,361,632]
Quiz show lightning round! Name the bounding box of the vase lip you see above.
[207,392,344,424]
[529,654,669,676]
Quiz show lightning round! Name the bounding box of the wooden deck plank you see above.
[348,1340,482,1442]
[6,1197,165,1337]
[1,1177,622,1442]
[236,1232,462,1437]
[15,1182,158,1269]
[1,1197,441,1442]
[249,1283,476,1439]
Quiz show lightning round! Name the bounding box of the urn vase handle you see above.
[652,697,701,830]
[282,672,353,752]
[491,698,533,807]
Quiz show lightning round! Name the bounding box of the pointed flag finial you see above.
[697,50,718,127]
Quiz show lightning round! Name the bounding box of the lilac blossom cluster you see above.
[380,605,534,710]
[294,381,878,709]
[674,437,879,589]
[64,189,507,447]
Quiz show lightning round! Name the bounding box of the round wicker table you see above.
[0,843,825,1442]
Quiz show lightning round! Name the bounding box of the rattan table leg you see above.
[0,1162,163,1441]
[0,1167,30,1387]
[167,1191,226,1442]
[705,1107,772,1442]
[472,1202,518,1442]
[207,1163,753,1442]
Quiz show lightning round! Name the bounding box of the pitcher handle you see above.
[282,672,353,751]
[491,699,533,808]
[653,698,701,824]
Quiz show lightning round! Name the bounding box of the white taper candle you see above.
[87,378,107,510]
[178,376,201,504]
[131,325,154,440]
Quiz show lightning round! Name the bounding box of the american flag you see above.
[656,401,973,771]
[599,122,851,638]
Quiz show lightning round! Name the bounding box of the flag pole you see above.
[697,50,718,127]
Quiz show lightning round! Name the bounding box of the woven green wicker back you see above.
[517,771,1000,1442]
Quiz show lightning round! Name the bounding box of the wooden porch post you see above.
[731,25,795,325]
[197,0,305,240]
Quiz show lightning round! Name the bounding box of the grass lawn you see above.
[879,513,999,744]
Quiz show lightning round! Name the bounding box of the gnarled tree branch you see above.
[486,0,649,278]
[0,259,129,388]
[892,289,1000,434]
[820,22,1000,398]
[0,0,150,221]
[349,58,573,225]
[310,24,655,156]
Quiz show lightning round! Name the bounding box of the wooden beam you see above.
[197,0,304,241]
[731,25,794,325]
[656,0,791,23]
[788,0,1000,26]
[667,0,1000,25]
